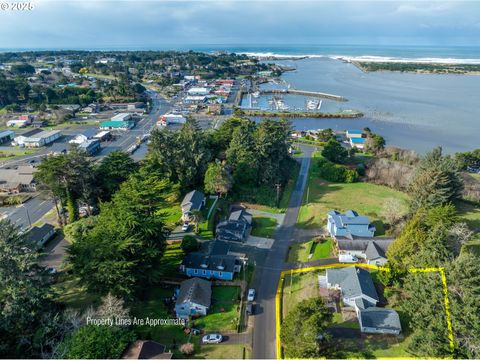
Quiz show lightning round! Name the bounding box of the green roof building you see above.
[99,120,134,130]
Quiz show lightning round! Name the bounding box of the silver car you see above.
[202,333,223,344]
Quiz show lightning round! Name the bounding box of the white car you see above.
[202,333,223,344]
[182,223,190,231]
[247,288,255,302]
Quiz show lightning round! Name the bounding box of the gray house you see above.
[216,208,252,242]
[359,308,402,335]
[175,278,211,319]
[26,223,56,248]
[336,238,394,265]
[326,266,402,335]
[181,190,206,221]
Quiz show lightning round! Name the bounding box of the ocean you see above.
[2,44,479,153]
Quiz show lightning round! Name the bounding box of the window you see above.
[203,270,206,275]
[219,272,223,277]
[194,269,198,274]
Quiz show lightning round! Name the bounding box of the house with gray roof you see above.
[181,190,205,221]
[216,208,252,242]
[327,210,376,239]
[326,267,379,308]
[175,277,211,319]
[336,238,394,265]
[326,266,401,335]
[181,240,243,280]
[359,307,402,335]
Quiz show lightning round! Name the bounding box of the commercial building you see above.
[157,114,186,126]
[111,113,132,122]
[78,139,101,156]
[21,130,62,148]
[69,129,97,144]
[7,115,33,128]
[0,130,15,144]
[99,120,134,131]
[93,130,112,141]
[187,87,210,96]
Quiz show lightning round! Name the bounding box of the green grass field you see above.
[297,154,409,229]
[282,271,321,317]
[194,286,241,332]
[458,200,480,232]
[158,242,185,278]
[287,238,333,263]
[251,216,278,238]
[193,344,251,359]
[198,197,219,239]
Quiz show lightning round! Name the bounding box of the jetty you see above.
[260,88,347,102]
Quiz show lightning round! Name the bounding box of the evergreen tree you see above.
[204,161,233,196]
[321,138,348,164]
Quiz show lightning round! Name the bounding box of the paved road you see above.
[0,195,54,230]
[252,144,315,359]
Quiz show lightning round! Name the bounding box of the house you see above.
[99,120,134,131]
[0,130,15,144]
[69,129,98,144]
[175,278,211,319]
[327,210,376,239]
[326,267,379,308]
[7,116,32,127]
[350,137,366,150]
[326,266,402,335]
[336,238,394,265]
[122,340,172,359]
[0,166,37,193]
[31,120,48,128]
[216,208,252,242]
[26,223,56,248]
[181,240,244,281]
[358,308,402,335]
[346,129,363,138]
[181,190,205,221]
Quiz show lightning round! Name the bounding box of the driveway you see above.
[252,144,315,359]
[167,224,195,240]
[39,234,69,270]
[246,208,285,227]
[246,235,275,249]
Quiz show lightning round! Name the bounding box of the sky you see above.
[0,0,479,49]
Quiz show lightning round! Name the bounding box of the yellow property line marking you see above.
[275,263,455,359]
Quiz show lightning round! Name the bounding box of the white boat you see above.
[252,91,260,98]
[306,99,319,110]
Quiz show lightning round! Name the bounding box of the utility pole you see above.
[275,183,281,208]
[19,204,32,228]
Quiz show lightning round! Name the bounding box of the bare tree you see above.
[381,198,407,226]
[95,293,130,321]
[448,222,474,255]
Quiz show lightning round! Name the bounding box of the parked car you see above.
[338,254,359,263]
[247,288,255,302]
[182,222,190,231]
[246,303,254,315]
[202,333,223,344]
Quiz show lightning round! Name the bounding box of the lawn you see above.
[287,238,333,263]
[194,344,251,359]
[330,335,413,358]
[282,271,321,317]
[158,242,185,278]
[298,154,409,229]
[458,200,480,232]
[0,148,37,161]
[131,286,191,348]
[233,161,300,214]
[160,203,182,228]
[251,216,278,238]
[198,197,219,239]
[52,274,101,310]
[194,286,241,332]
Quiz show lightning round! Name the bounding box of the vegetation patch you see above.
[287,238,333,262]
[251,216,278,238]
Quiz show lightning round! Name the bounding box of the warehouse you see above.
[21,130,62,148]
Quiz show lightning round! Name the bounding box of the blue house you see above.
[181,241,243,281]
[327,210,376,239]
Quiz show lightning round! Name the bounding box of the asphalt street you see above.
[251,144,315,359]
[0,195,54,230]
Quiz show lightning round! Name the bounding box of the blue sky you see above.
[0,1,479,49]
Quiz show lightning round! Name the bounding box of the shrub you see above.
[181,235,199,253]
[179,342,195,356]
[317,158,358,183]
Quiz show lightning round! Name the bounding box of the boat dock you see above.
[260,88,347,102]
